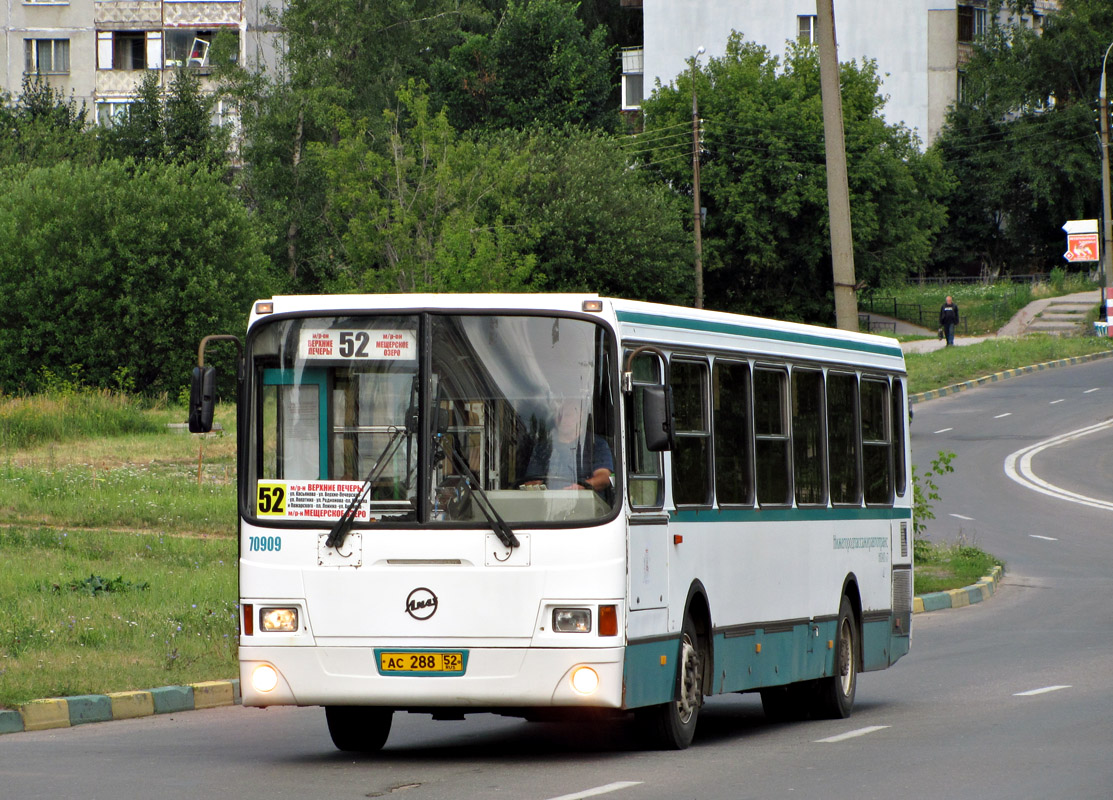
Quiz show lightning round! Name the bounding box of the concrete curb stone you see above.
[0,679,240,735]
[909,349,1113,405]
[914,565,1003,614]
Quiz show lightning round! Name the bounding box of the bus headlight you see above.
[553,608,591,633]
[252,664,279,693]
[260,607,298,632]
[571,666,599,695]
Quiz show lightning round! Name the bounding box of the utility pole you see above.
[816,0,858,331]
[1099,42,1113,320]
[692,46,705,309]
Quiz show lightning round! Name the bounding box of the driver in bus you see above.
[521,397,613,492]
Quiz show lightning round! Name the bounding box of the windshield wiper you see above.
[325,426,409,550]
[442,443,519,549]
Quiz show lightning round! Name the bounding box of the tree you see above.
[431,0,615,132]
[0,76,98,168]
[0,161,272,394]
[495,125,690,301]
[640,35,951,322]
[99,71,164,162]
[314,83,539,293]
[929,0,1113,275]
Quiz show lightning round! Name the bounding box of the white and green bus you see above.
[189,294,912,751]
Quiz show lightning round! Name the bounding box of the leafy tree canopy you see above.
[930,0,1113,274]
[641,34,951,322]
[0,160,272,394]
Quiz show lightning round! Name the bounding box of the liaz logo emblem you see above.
[405,587,438,620]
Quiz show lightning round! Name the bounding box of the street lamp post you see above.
[1100,42,1113,320]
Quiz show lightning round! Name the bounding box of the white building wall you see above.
[644,0,961,147]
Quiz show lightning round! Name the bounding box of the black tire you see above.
[325,706,393,753]
[816,596,858,719]
[637,614,704,750]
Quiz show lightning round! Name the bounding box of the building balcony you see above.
[164,1,242,27]
[94,0,162,28]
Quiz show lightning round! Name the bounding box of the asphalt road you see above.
[3,360,1112,799]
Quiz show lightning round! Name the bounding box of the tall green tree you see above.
[431,0,615,131]
[930,0,1113,275]
[0,76,97,167]
[641,35,951,322]
[0,161,272,394]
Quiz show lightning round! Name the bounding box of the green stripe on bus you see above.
[670,506,912,524]
[615,311,904,359]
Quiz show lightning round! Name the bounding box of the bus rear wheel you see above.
[638,615,703,750]
[816,596,858,719]
[325,706,393,753]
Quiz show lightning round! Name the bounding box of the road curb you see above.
[909,349,1113,404]
[914,565,1003,614]
[0,679,240,735]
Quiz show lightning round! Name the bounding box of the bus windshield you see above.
[247,312,618,526]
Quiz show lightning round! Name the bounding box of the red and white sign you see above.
[1064,233,1099,262]
[298,328,417,361]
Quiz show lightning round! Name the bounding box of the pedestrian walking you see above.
[939,296,959,346]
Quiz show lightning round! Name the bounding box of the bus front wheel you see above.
[816,596,858,719]
[325,706,393,753]
[637,614,703,750]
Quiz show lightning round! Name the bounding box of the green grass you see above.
[0,526,237,707]
[905,335,1113,395]
[913,537,1002,595]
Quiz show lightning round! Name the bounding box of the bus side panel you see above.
[622,636,680,708]
[713,620,836,694]
[861,615,896,672]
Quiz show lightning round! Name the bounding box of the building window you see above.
[957,71,968,104]
[958,5,987,43]
[798,15,817,44]
[110,32,147,70]
[620,46,643,110]
[25,39,69,74]
[96,100,131,127]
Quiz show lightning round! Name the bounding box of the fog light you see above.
[261,607,298,632]
[571,666,599,695]
[252,664,279,693]
[553,608,591,633]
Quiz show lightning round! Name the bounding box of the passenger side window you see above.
[861,378,893,505]
[754,368,791,505]
[793,368,827,506]
[713,360,754,506]
[626,351,664,508]
[827,372,861,505]
[671,359,711,506]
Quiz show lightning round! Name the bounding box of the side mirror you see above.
[188,366,216,433]
[641,385,675,452]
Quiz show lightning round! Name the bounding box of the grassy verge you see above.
[0,526,237,707]
[0,391,237,709]
[905,335,1113,395]
[914,538,1002,595]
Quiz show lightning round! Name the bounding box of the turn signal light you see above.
[598,605,618,636]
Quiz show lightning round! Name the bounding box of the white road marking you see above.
[1050,399,1065,405]
[1029,535,1058,541]
[934,427,954,434]
[545,782,643,800]
[1014,685,1071,697]
[994,412,1012,419]
[1084,388,1100,394]
[950,513,974,521]
[1004,420,1113,511]
[815,725,890,743]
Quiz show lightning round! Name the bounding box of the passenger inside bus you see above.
[521,397,613,492]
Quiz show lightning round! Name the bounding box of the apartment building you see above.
[2,0,281,123]
[620,0,1058,147]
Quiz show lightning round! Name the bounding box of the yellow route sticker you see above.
[256,483,287,516]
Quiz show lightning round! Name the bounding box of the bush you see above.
[0,160,272,395]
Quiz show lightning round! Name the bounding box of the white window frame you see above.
[797,15,817,45]
[620,46,643,111]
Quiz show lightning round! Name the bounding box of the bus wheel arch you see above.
[636,582,711,749]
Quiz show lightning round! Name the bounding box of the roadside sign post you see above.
[1063,220,1104,328]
